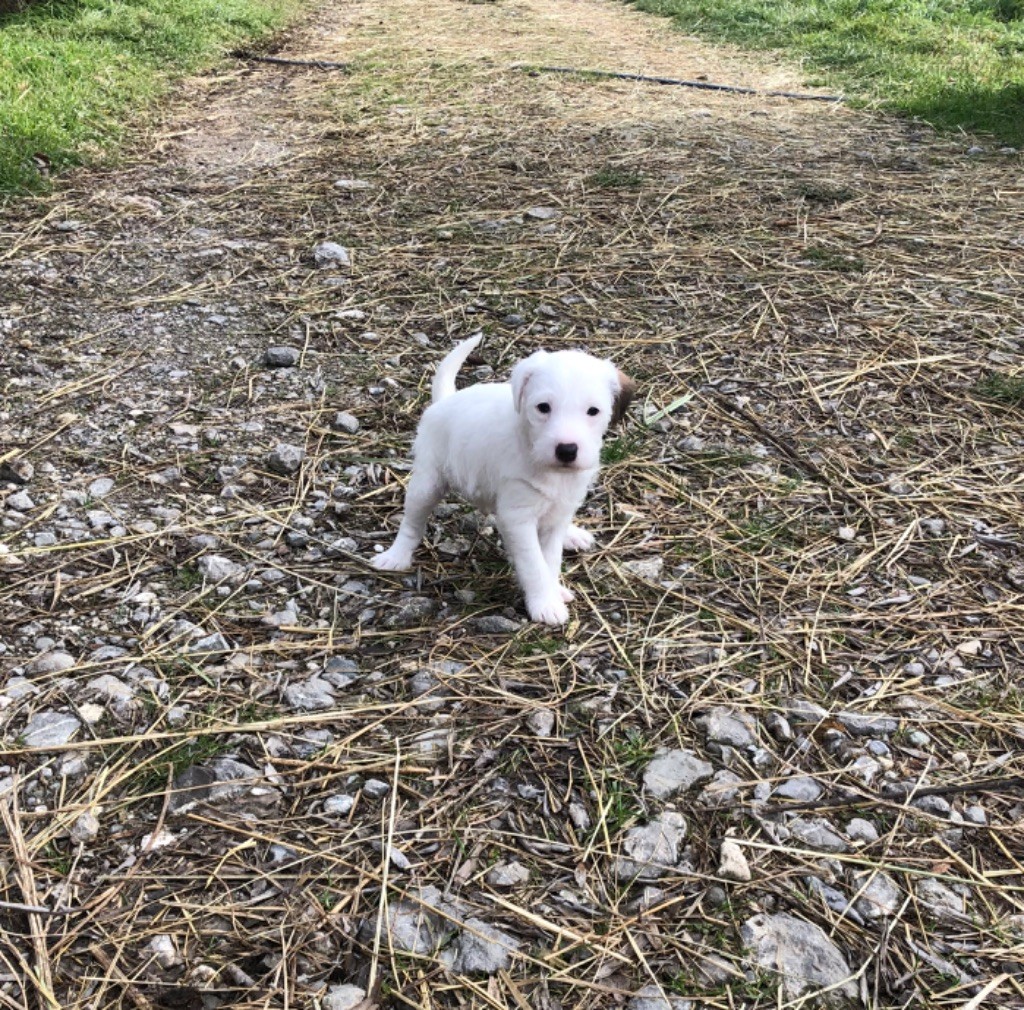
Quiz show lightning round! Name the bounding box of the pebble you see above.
[148,934,183,969]
[627,985,693,1010]
[916,878,965,917]
[283,677,336,711]
[5,490,34,511]
[741,912,858,1003]
[332,411,360,433]
[25,650,77,675]
[765,712,793,742]
[470,614,521,634]
[836,711,899,736]
[197,554,244,582]
[853,870,901,919]
[88,477,114,499]
[718,839,751,882]
[622,557,664,581]
[385,597,439,629]
[186,633,233,659]
[323,794,355,816]
[323,985,367,1010]
[441,917,520,973]
[526,206,559,220]
[614,812,686,881]
[264,346,301,368]
[774,776,822,803]
[907,730,930,747]
[70,809,100,844]
[486,860,531,888]
[698,769,743,808]
[21,711,82,748]
[912,794,951,817]
[314,241,351,268]
[526,709,555,738]
[787,817,848,853]
[0,459,34,484]
[266,443,305,476]
[699,706,757,748]
[837,525,856,541]
[642,749,714,799]
[363,778,390,799]
[846,817,880,843]
[334,179,372,191]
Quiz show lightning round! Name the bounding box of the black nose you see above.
[555,442,578,464]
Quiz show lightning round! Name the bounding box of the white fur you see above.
[372,335,627,625]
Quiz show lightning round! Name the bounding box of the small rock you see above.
[21,711,81,748]
[323,984,367,1010]
[788,817,848,853]
[197,554,245,582]
[912,794,951,817]
[264,346,301,368]
[907,730,930,747]
[627,984,693,1010]
[385,597,439,629]
[526,206,560,220]
[148,934,183,969]
[718,839,751,882]
[845,818,879,843]
[774,776,822,803]
[266,443,304,476]
[88,477,115,499]
[323,794,355,816]
[486,861,531,888]
[363,778,390,799]
[835,711,899,736]
[915,878,966,917]
[526,709,555,738]
[765,712,793,742]
[614,812,686,881]
[70,809,100,844]
[741,912,858,1005]
[283,677,336,711]
[5,490,34,511]
[698,769,743,808]
[186,633,232,659]
[470,614,522,634]
[622,557,665,581]
[679,435,705,452]
[332,411,360,434]
[314,241,351,268]
[441,918,520,973]
[837,526,856,541]
[700,706,757,748]
[642,749,714,799]
[334,179,372,191]
[853,871,900,919]
[25,650,77,676]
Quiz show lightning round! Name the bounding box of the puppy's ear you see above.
[510,350,547,413]
[610,366,636,425]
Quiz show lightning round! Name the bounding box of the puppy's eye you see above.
[537,403,551,414]
[587,407,600,416]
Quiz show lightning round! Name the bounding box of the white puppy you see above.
[371,335,635,625]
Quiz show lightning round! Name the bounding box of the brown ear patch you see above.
[611,368,636,425]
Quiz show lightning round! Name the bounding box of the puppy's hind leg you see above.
[563,524,595,552]
[372,469,447,571]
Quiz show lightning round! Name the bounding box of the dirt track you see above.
[2,0,1024,1007]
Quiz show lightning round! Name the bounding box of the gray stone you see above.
[332,411,360,434]
[21,711,81,748]
[323,794,355,816]
[845,818,879,843]
[853,871,900,919]
[526,206,560,220]
[267,443,305,476]
[323,984,367,1010]
[6,490,35,511]
[526,709,555,738]
[766,712,793,742]
[627,984,693,1010]
[70,809,100,844]
[698,770,743,809]
[915,878,965,917]
[700,706,758,748]
[614,812,686,881]
[88,477,115,498]
[0,458,34,484]
[314,241,352,268]
[363,778,390,799]
[741,912,858,1006]
[86,674,135,708]
[788,817,849,853]
[805,877,861,924]
[835,711,899,736]
[912,795,952,817]
[186,633,233,659]
[441,918,520,973]
[283,677,336,711]
[718,839,751,882]
[34,532,57,547]
[334,179,372,191]
[363,885,455,954]
[486,861,530,888]
[264,346,301,368]
[622,557,664,581]
[25,650,77,675]
[470,614,522,634]
[385,597,439,629]
[643,749,714,799]
[774,776,822,803]
[197,554,244,582]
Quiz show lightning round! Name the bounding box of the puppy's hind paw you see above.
[371,547,413,571]
[527,593,570,627]
[563,524,596,552]
[559,585,575,603]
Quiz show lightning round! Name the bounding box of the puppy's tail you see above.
[431,334,483,403]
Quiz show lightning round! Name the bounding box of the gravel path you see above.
[2,0,1023,1007]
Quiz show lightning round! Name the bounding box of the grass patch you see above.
[0,0,301,193]
[625,0,1024,144]
[587,165,647,189]
[974,371,1024,406]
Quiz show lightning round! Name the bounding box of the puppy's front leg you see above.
[539,519,574,604]
[497,514,569,626]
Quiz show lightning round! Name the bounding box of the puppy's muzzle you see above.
[555,442,579,465]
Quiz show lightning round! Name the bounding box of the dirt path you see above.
[2,1,1024,1007]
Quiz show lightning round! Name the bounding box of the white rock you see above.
[6,490,35,511]
[486,860,531,888]
[148,933,183,969]
[916,878,965,917]
[25,650,77,675]
[323,794,355,816]
[70,809,100,844]
[332,411,360,434]
[88,477,115,498]
[197,554,244,582]
[622,557,665,581]
[627,984,693,1010]
[853,871,900,919]
[21,711,81,748]
[284,677,336,711]
[314,241,351,268]
[614,812,686,881]
[323,984,367,1010]
[643,749,714,799]
[441,917,520,973]
[718,839,751,882]
[527,709,555,738]
[845,818,879,843]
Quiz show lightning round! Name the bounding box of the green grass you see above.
[0,0,300,193]
[974,371,1024,406]
[625,0,1024,144]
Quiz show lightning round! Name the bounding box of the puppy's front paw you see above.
[563,524,596,552]
[372,547,413,571]
[527,593,570,626]
[559,585,575,603]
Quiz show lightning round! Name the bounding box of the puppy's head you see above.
[511,349,635,471]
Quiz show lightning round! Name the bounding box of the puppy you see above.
[371,335,635,625]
